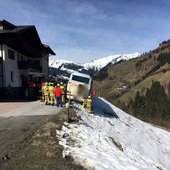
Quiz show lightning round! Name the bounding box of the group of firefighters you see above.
[41,81,95,113]
[41,82,67,107]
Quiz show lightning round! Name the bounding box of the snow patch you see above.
[49,59,75,69]
[56,97,170,170]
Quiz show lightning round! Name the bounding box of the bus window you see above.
[72,75,89,84]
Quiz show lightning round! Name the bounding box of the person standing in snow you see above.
[54,84,63,107]
[83,96,92,113]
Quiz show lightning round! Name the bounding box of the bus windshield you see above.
[72,75,90,84]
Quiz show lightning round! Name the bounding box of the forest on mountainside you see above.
[128,81,170,128]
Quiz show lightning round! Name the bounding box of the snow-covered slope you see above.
[49,59,83,75]
[56,97,170,170]
[82,52,140,71]
[49,59,75,69]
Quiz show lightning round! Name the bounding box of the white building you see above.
[0,20,55,97]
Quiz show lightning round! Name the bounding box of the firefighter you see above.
[60,82,65,103]
[44,82,49,105]
[91,89,96,98]
[47,82,52,105]
[86,96,92,113]
[41,82,45,102]
[83,98,87,108]
[48,82,56,106]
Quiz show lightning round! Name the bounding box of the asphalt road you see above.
[0,101,62,162]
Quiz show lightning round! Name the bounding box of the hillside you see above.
[94,39,170,104]
[56,98,170,170]
[119,64,170,104]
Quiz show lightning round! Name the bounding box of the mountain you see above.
[93,39,170,129]
[83,52,140,71]
[49,59,83,77]
[49,52,140,77]
[94,39,170,103]
[56,97,170,170]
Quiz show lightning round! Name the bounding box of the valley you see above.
[50,39,170,129]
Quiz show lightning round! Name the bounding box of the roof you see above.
[43,44,56,55]
[0,20,56,57]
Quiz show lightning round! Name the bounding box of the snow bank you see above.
[56,97,170,170]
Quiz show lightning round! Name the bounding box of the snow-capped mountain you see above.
[49,52,140,77]
[49,59,83,77]
[56,97,170,170]
[49,59,75,69]
[83,52,140,71]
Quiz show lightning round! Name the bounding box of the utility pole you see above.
[65,100,70,123]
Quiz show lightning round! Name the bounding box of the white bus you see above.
[67,72,92,102]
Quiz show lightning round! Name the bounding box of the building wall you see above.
[2,44,21,87]
[41,53,49,77]
[0,44,50,88]
[0,45,5,88]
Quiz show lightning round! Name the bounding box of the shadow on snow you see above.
[92,97,119,119]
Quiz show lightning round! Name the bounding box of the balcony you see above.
[18,61,42,72]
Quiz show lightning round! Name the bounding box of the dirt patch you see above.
[0,108,86,170]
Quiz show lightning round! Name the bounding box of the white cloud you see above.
[1,0,170,62]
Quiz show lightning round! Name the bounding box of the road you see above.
[0,100,62,162]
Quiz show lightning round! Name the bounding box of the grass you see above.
[94,44,170,106]
[119,69,170,104]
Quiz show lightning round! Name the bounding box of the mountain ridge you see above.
[93,39,170,129]
[49,52,140,77]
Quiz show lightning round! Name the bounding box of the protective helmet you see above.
[60,82,63,85]
[88,96,91,99]
[45,82,48,86]
[57,83,60,87]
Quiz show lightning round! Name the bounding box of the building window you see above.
[10,71,14,82]
[8,50,15,60]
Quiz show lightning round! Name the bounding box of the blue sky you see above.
[1,0,170,63]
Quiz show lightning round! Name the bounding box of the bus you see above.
[67,72,92,102]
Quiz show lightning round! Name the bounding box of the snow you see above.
[82,52,140,71]
[49,59,75,69]
[49,52,140,72]
[56,97,170,170]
